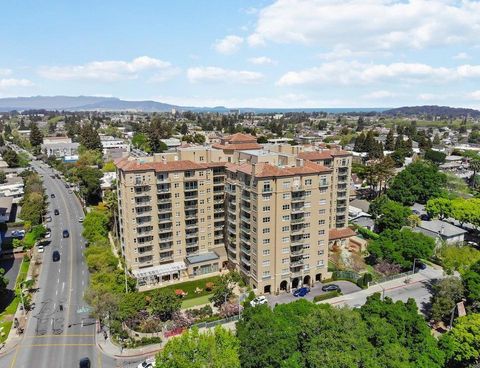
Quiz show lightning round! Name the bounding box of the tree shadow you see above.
[0,289,15,313]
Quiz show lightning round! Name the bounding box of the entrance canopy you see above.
[132,261,186,279]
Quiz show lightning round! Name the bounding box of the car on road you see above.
[415,262,427,271]
[62,229,69,238]
[44,230,51,239]
[78,217,84,223]
[52,250,60,262]
[45,216,52,223]
[250,295,268,307]
[50,193,55,198]
[293,287,310,297]
[50,175,55,179]
[79,357,91,368]
[54,209,59,215]
[321,284,341,292]
[11,230,25,238]
[420,214,430,221]
[37,245,44,253]
[138,357,155,368]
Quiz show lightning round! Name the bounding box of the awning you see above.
[132,261,186,279]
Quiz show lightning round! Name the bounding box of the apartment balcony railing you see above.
[240,246,251,256]
[159,236,173,243]
[291,195,306,202]
[290,248,304,256]
[240,256,251,266]
[185,222,199,229]
[158,217,172,224]
[291,206,305,214]
[186,242,199,249]
[158,206,172,214]
[290,217,305,224]
[184,204,198,211]
[157,197,171,204]
[290,261,304,269]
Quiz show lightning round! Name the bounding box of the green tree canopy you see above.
[370,196,412,232]
[387,161,447,205]
[79,123,102,151]
[82,210,109,243]
[156,326,240,368]
[430,277,465,323]
[29,123,43,148]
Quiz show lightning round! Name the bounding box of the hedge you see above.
[313,291,342,302]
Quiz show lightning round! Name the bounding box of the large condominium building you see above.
[115,133,354,293]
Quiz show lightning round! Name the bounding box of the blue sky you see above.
[1,0,480,108]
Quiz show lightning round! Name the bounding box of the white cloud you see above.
[187,66,263,84]
[468,91,480,100]
[213,35,244,54]
[0,78,33,89]
[277,61,480,86]
[248,0,480,51]
[248,56,276,65]
[38,56,176,81]
[0,69,12,77]
[362,90,397,99]
[454,52,470,60]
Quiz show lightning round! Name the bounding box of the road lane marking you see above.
[22,343,95,347]
[98,350,103,368]
[8,346,19,368]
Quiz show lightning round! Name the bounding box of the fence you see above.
[332,270,360,282]
[190,315,240,330]
[370,270,414,285]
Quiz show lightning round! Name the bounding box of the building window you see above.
[282,237,289,243]
[262,271,270,278]
[318,219,325,225]
[263,206,270,212]
[319,209,326,214]
[263,228,270,234]
[318,230,325,235]
[282,204,290,210]
[282,215,290,221]
[318,250,324,255]
[262,260,270,267]
[263,249,270,255]
[282,226,290,232]
[305,179,312,186]
[282,247,289,254]
[263,194,271,201]
[283,181,290,189]
[282,258,289,264]
[263,217,270,223]
[283,193,291,200]
[319,199,327,205]
[174,183,180,188]
[263,239,270,244]
[263,182,271,192]
[318,240,325,246]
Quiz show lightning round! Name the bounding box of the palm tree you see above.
[469,158,480,188]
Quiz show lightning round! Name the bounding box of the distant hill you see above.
[383,105,480,118]
[0,96,179,112]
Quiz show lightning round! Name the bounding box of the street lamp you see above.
[378,283,386,301]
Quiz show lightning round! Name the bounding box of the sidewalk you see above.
[96,329,164,360]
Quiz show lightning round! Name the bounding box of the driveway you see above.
[267,280,361,306]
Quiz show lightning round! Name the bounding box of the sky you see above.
[1,0,480,108]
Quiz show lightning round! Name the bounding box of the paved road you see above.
[324,266,443,314]
[0,158,101,368]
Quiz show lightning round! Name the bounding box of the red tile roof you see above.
[226,160,331,178]
[115,158,209,172]
[224,133,257,143]
[329,227,356,240]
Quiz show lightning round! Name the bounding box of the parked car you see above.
[293,287,310,297]
[37,245,44,253]
[54,209,59,215]
[52,250,60,262]
[50,193,55,198]
[321,284,341,292]
[78,217,84,223]
[62,229,69,238]
[420,214,430,221]
[415,262,427,271]
[79,357,91,368]
[11,230,26,238]
[44,231,51,239]
[138,357,155,368]
[45,216,52,223]
[250,295,268,307]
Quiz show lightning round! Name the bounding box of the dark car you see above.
[322,284,341,292]
[415,262,427,272]
[52,250,60,262]
[293,287,310,297]
[79,357,91,368]
[420,214,430,221]
[62,229,69,238]
[54,209,59,215]
[50,193,55,198]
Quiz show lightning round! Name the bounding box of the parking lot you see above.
[266,280,361,306]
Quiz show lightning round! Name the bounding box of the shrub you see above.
[205,282,215,291]
[313,291,342,302]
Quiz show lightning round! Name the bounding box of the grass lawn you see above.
[15,258,30,290]
[144,275,221,301]
[181,294,213,309]
[0,320,13,343]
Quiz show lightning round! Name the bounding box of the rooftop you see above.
[329,227,356,240]
[226,160,331,178]
[417,219,467,237]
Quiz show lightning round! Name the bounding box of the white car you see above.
[37,245,44,253]
[45,231,51,239]
[250,296,268,307]
[138,357,155,368]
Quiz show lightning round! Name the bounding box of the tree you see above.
[441,314,480,367]
[82,210,109,243]
[433,133,441,145]
[209,274,236,307]
[0,170,6,184]
[387,161,447,205]
[84,287,119,322]
[79,123,102,151]
[76,166,103,205]
[430,277,464,322]
[155,326,240,368]
[150,289,181,321]
[0,268,8,295]
[438,244,480,275]
[179,122,188,135]
[469,157,480,188]
[3,148,19,167]
[463,260,480,305]
[367,229,436,270]
[102,161,116,172]
[132,132,151,152]
[356,116,366,132]
[426,197,452,219]
[370,196,412,232]
[19,192,44,225]
[29,123,43,149]
[385,128,395,151]
[424,149,446,165]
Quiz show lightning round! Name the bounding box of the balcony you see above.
[338,175,348,183]
[185,223,199,230]
[290,248,304,256]
[290,216,305,224]
[158,216,172,224]
[291,206,305,214]
[158,206,172,214]
[160,242,173,251]
[157,196,171,204]
[184,192,198,200]
[184,203,198,210]
[186,230,199,238]
[186,242,199,249]
[157,185,170,193]
[240,256,251,266]
[291,194,306,202]
[159,236,173,243]
[185,211,198,220]
[291,225,304,235]
[240,246,251,255]
[290,261,303,269]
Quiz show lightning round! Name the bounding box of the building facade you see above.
[115,135,353,293]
